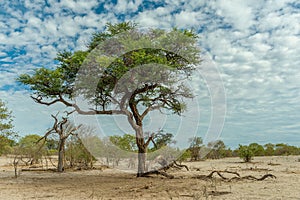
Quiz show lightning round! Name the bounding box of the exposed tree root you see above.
[193,170,276,181]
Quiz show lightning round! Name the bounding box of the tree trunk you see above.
[136,129,147,177]
[137,143,147,177]
[58,138,65,172]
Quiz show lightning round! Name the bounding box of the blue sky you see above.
[0,0,299,149]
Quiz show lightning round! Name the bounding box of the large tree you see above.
[18,22,201,176]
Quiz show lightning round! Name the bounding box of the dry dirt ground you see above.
[1,156,300,200]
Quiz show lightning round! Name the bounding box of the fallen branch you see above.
[193,170,276,182]
[238,174,276,181]
[207,170,240,179]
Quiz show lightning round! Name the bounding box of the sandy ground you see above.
[1,156,300,200]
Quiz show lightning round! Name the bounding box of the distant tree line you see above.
[1,133,300,168]
[180,138,300,163]
[1,99,299,168]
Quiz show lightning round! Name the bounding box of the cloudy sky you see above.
[0,0,299,148]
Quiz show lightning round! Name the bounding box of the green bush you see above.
[238,145,254,162]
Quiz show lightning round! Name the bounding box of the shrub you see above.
[238,145,254,162]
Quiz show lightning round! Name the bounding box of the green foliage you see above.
[18,134,41,147]
[238,145,254,162]
[0,135,15,155]
[221,147,233,158]
[17,50,89,100]
[264,143,275,156]
[149,130,175,151]
[248,143,265,156]
[274,143,299,156]
[18,68,66,97]
[87,22,136,51]
[109,134,137,152]
[45,138,59,152]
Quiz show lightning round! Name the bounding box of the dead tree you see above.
[38,114,82,172]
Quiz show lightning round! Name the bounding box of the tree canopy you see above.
[17,22,200,116]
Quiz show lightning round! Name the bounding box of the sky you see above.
[0,0,299,149]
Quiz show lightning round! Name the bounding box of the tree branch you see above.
[31,95,62,106]
[141,105,162,120]
[144,133,155,148]
[31,94,126,116]
[62,123,82,140]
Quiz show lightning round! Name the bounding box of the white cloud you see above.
[133,5,176,29]
[174,11,200,28]
[0,52,7,57]
[114,0,142,13]
[0,0,300,147]
[211,0,255,30]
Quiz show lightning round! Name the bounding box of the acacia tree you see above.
[18,22,201,176]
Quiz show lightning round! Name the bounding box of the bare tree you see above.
[38,114,82,172]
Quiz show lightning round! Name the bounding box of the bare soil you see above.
[1,156,300,199]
